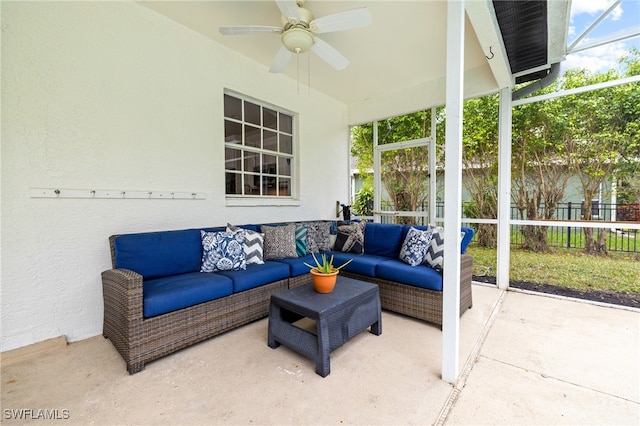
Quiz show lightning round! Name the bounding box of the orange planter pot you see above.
[310,269,339,293]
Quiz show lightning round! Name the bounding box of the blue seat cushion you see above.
[364,223,405,257]
[114,229,203,280]
[376,259,443,291]
[327,252,390,277]
[217,261,290,293]
[143,272,233,318]
[275,255,317,277]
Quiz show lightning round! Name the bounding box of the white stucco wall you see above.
[1,1,349,351]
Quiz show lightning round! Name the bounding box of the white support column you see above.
[373,121,381,223]
[429,107,437,223]
[496,87,512,289]
[442,0,464,384]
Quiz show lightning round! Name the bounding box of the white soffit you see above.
[465,0,512,90]
[139,0,500,114]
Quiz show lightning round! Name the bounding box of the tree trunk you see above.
[521,225,550,252]
[583,227,600,255]
[476,223,497,247]
[596,229,608,255]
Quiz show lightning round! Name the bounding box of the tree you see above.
[511,83,573,252]
[350,50,639,254]
[351,112,432,225]
[461,95,499,247]
[559,50,639,254]
[352,183,373,216]
[614,49,640,206]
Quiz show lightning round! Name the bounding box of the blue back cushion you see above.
[364,223,405,258]
[460,227,475,253]
[114,229,203,279]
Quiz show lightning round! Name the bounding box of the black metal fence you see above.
[375,201,640,253]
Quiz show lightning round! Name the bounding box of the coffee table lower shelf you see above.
[267,277,381,377]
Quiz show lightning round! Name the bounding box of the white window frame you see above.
[223,91,300,207]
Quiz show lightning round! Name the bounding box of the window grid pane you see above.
[224,93,295,197]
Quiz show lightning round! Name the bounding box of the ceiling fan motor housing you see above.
[281,5,314,28]
[280,5,315,53]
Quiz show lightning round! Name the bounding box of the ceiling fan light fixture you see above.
[281,28,314,53]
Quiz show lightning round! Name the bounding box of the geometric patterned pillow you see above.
[226,224,264,265]
[295,225,308,257]
[423,226,444,272]
[200,229,246,272]
[304,221,332,253]
[262,223,297,260]
[399,226,434,266]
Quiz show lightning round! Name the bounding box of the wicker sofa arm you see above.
[461,253,473,276]
[101,268,144,332]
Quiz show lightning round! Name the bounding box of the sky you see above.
[562,0,640,74]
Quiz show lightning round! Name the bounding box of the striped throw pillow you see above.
[423,227,466,272]
[227,224,264,265]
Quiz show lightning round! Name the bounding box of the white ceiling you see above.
[139,1,499,105]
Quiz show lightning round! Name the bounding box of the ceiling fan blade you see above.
[219,26,282,36]
[310,37,349,71]
[269,45,293,73]
[275,0,300,24]
[310,8,372,34]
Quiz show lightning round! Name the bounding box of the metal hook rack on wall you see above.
[30,188,206,200]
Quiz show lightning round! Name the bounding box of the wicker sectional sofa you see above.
[102,221,475,374]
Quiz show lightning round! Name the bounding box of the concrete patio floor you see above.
[2,284,639,425]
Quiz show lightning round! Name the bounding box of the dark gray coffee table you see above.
[267,276,381,377]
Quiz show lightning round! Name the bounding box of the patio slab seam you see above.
[478,354,640,405]
[435,288,508,425]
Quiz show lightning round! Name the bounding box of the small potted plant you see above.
[304,253,353,293]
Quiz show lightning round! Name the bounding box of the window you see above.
[224,93,295,197]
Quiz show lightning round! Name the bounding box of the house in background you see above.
[350,164,621,221]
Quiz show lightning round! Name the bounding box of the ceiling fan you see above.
[219,0,372,73]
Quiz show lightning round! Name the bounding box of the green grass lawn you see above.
[467,245,640,295]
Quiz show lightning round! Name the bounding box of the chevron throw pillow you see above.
[423,227,467,272]
[423,226,445,271]
[227,224,264,265]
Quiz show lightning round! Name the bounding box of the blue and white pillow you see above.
[399,227,434,266]
[200,229,246,272]
[334,221,365,254]
[305,221,332,253]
